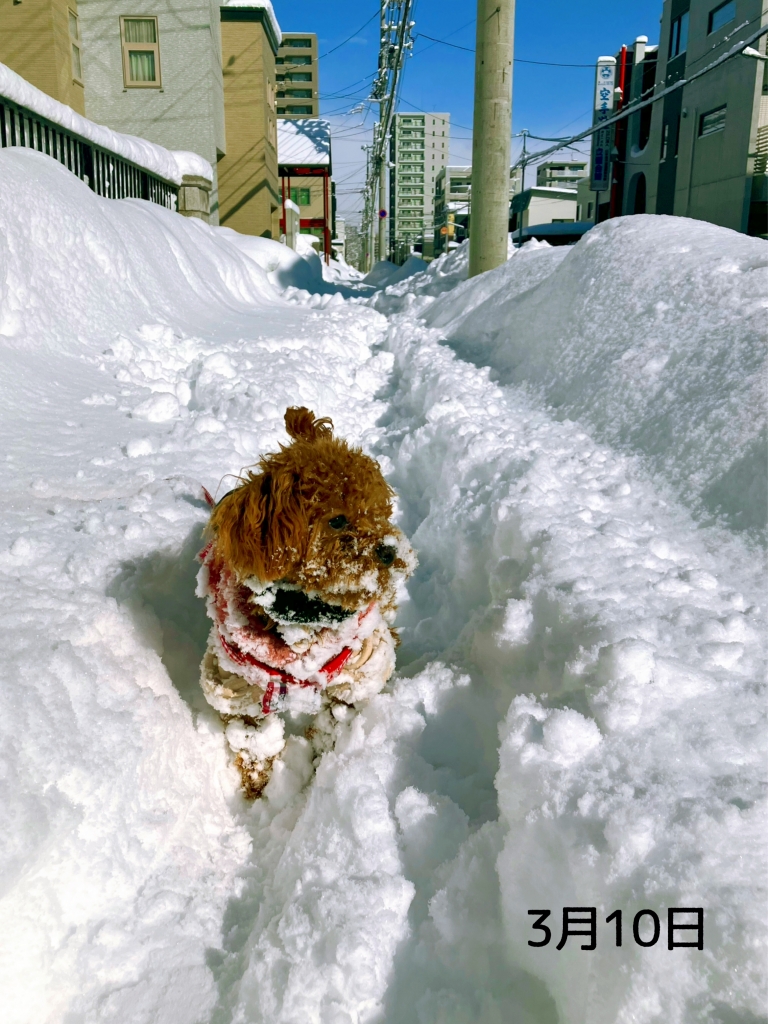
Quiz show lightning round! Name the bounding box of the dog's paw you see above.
[225,716,286,799]
[234,753,278,799]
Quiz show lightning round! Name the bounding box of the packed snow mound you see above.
[0,150,277,354]
[0,148,397,1024]
[379,306,766,1024]
[1,147,766,1024]
[367,235,526,315]
[213,225,327,291]
[439,217,767,538]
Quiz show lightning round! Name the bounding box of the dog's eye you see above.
[328,515,348,530]
[375,544,397,567]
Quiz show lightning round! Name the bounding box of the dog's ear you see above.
[209,470,308,581]
[285,406,334,443]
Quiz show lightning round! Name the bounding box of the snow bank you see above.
[437,217,768,538]
[1,145,765,1024]
[0,61,212,183]
[0,148,399,1023]
[363,254,429,288]
[378,290,766,1024]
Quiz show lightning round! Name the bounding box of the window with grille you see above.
[699,105,726,136]
[290,188,311,206]
[120,16,161,88]
[69,10,82,82]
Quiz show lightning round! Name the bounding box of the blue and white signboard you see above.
[590,56,616,193]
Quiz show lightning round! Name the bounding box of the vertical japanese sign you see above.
[590,56,617,193]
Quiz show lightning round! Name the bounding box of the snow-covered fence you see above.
[0,93,178,209]
[0,62,215,216]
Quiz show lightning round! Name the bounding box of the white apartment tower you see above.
[390,111,450,260]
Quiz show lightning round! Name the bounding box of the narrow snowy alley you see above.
[0,149,766,1024]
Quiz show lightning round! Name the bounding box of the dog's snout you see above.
[375,544,397,567]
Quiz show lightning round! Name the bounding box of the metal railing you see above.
[0,95,178,209]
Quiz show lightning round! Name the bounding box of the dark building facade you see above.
[616,0,767,236]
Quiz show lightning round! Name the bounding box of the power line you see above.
[511,21,768,171]
[415,32,595,67]
[318,9,381,61]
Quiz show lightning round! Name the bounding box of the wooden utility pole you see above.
[469,0,515,278]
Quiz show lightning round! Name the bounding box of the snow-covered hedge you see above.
[0,62,212,184]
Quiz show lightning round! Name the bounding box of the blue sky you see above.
[273,1,664,221]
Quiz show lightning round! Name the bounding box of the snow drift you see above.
[0,146,766,1024]
[435,219,768,538]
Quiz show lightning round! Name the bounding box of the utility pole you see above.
[378,0,388,263]
[468,0,515,278]
[364,0,415,266]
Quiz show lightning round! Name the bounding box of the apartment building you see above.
[536,161,587,187]
[0,0,87,114]
[433,164,521,256]
[276,33,318,118]
[389,112,450,261]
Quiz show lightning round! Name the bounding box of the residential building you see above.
[509,186,580,242]
[1,0,86,114]
[536,161,588,188]
[75,0,231,221]
[389,112,450,261]
[278,118,333,259]
[433,164,521,256]
[276,33,318,118]
[591,0,767,236]
[218,0,281,236]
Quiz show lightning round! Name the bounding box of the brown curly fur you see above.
[207,407,406,611]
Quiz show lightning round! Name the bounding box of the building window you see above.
[669,12,689,58]
[286,72,311,82]
[287,105,313,114]
[69,10,82,82]
[708,0,736,33]
[120,16,161,88]
[284,38,312,47]
[661,122,670,159]
[290,187,311,205]
[699,104,726,136]
[287,89,312,98]
[279,55,311,66]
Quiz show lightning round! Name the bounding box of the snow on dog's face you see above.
[207,407,415,619]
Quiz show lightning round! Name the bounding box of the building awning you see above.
[278,119,331,174]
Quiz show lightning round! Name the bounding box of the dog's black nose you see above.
[375,544,397,567]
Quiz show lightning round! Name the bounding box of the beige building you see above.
[276,33,318,119]
[0,0,86,115]
[536,160,587,188]
[218,2,281,236]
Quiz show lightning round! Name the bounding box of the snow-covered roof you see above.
[220,0,282,45]
[0,62,212,184]
[277,119,331,169]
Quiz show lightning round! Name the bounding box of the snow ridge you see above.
[0,146,765,1024]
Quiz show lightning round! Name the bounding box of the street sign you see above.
[590,56,616,193]
[378,209,387,219]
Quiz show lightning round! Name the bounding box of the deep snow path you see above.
[0,150,765,1024]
